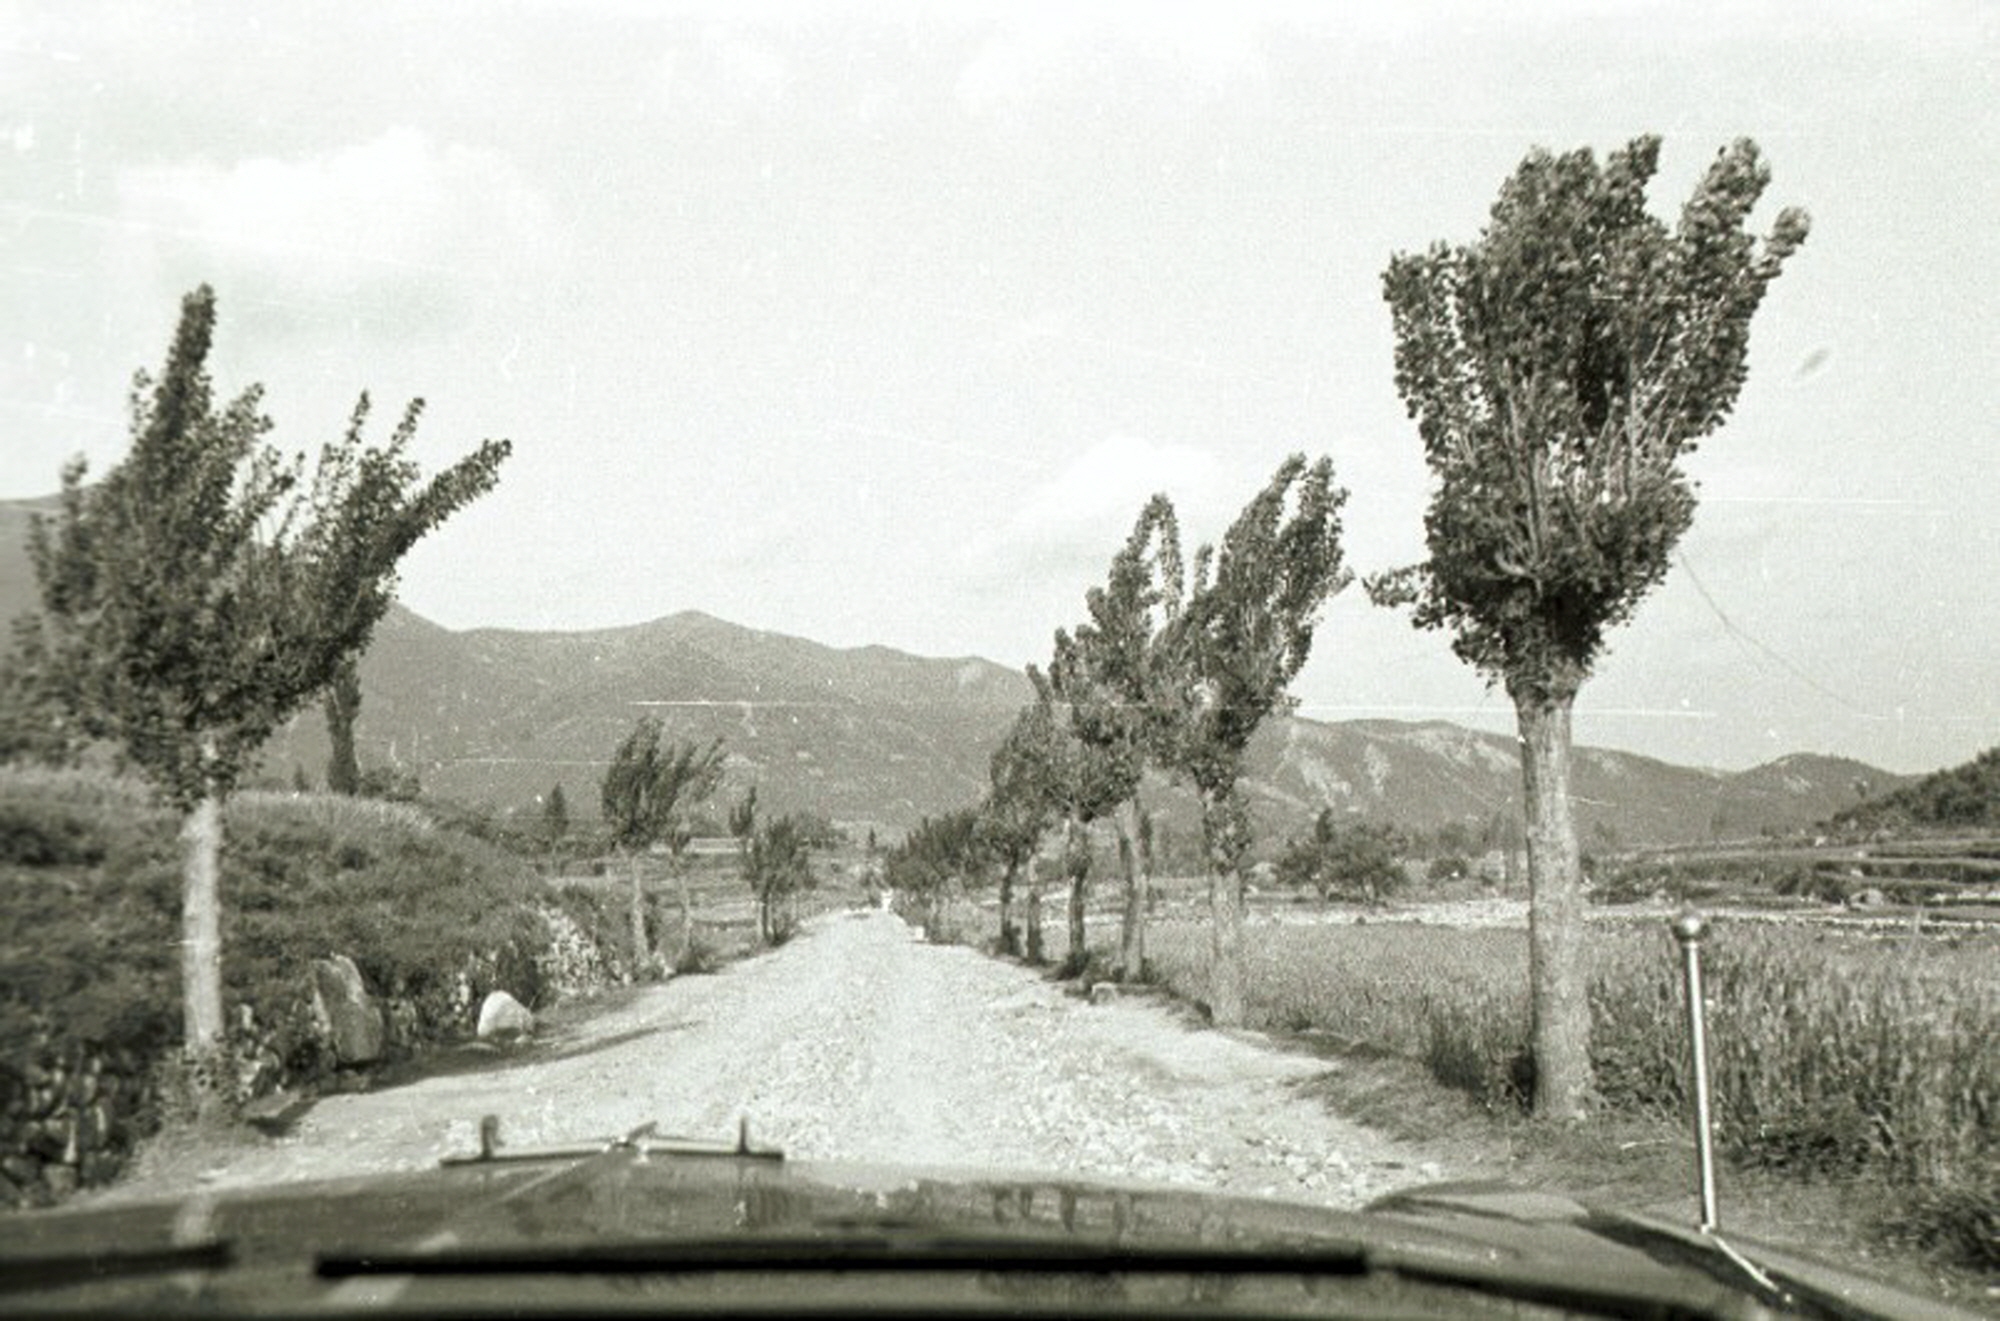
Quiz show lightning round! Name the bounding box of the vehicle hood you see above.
[0,1146,1971,1318]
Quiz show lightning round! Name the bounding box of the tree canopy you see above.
[27,285,511,808]
[1368,137,1809,703]
[1156,455,1350,838]
[599,720,725,853]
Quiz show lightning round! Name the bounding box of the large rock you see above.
[310,955,385,1065]
[476,991,534,1042]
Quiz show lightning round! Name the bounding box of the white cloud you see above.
[115,128,553,312]
[960,434,1244,602]
[1013,433,1225,545]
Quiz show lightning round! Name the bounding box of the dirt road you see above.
[113,910,1447,1206]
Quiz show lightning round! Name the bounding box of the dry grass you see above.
[1098,913,1997,1271]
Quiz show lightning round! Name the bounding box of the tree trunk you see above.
[1063,817,1087,972]
[180,790,226,1057]
[997,861,1019,957]
[628,851,650,971]
[1516,690,1593,1119]
[674,856,694,966]
[1208,863,1246,1027]
[1025,854,1044,965]
[324,656,361,795]
[1115,798,1149,981]
[1202,790,1247,1028]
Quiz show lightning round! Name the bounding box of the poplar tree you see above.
[1050,495,1183,981]
[1155,455,1349,1026]
[981,688,1063,959]
[1030,663,1126,976]
[599,719,724,967]
[27,285,511,1087]
[1370,137,1808,1117]
[542,781,569,852]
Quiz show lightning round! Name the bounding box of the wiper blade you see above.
[320,1235,1785,1319]
[317,1234,1371,1280]
[439,1115,783,1167]
[0,1240,234,1294]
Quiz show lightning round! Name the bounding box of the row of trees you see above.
[888,455,1352,1028]
[596,722,826,967]
[888,136,1807,1120]
[10,135,1808,1124]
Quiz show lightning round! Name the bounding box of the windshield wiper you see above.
[438,1115,783,1167]
[0,1240,234,1294]
[316,1232,1371,1280]
[317,1233,1779,1319]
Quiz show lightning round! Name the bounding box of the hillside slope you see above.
[2,498,1901,842]
[1830,744,2000,832]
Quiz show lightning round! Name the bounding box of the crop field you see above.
[985,892,1997,1267]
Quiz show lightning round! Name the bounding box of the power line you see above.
[1673,550,1878,718]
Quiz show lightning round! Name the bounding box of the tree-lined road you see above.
[111,911,1445,1207]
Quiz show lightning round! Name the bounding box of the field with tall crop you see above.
[1025,904,1996,1269]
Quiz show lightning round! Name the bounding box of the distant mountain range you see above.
[0,494,1903,846]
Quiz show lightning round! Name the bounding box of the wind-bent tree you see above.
[1050,495,1183,981]
[743,812,820,945]
[1369,137,1808,1118]
[28,285,510,1084]
[1030,664,1126,976]
[323,655,362,794]
[981,690,1065,959]
[885,807,986,942]
[1155,455,1349,1027]
[599,719,725,968]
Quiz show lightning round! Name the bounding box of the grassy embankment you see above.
[997,894,1995,1300]
[0,764,668,1200]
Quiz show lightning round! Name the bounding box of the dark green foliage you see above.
[600,718,724,853]
[741,811,820,945]
[1048,495,1183,812]
[356,764,421,802]
[1155,455,1350,856]
[542,782,569,847]
[0,619,84,767]
[1368,137,1809,699]
[1277,810,1408,904]
[886,807,988,903]
[1427,855,1471,884]
[27,286,512,810]
[1832,745,2000,832]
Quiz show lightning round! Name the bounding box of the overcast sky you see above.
[2,1,1994,775]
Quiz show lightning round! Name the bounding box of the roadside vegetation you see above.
[0,763,639,1203]
[1005,903,1995,1279]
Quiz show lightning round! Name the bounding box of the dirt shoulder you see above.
[107,909,1448,1208]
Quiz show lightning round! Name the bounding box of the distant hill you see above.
[1,493,1907,843]
[256,605,1031,841]
[1829,745,2000,832]
[1235,723,1896,851]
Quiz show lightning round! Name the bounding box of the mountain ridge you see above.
[0,503,1904,843]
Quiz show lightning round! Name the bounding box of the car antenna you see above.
[1672,912,1783,1298]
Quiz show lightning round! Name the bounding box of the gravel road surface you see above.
[113,910,1447,1206]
